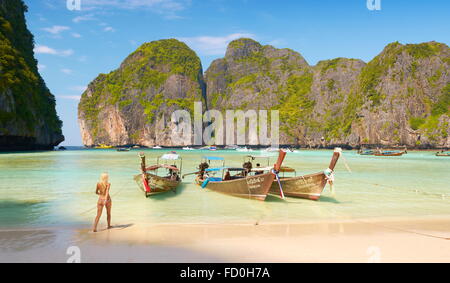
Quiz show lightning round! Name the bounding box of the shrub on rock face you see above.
[0,0,64,150]
[78,39,206,147]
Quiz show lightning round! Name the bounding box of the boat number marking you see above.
[246,177,264,189]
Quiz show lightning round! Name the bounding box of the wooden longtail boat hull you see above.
[205,172,276,201]
[200,150,286,201]
[269,149,341,201]
[270,172,327,200]
[374,152,405,156]
[134,173,180,197]
[436,153,450,157]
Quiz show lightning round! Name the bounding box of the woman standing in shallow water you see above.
[93,173,112,232]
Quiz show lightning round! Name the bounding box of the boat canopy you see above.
[203,156,225,161]
[160,153,180,160]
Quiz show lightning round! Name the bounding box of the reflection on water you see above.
[0,149,449,228]
[0,200,50,227]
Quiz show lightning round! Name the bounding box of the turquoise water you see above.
[0,149,449,228]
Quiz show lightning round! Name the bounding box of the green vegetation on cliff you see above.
[275,72,315,136]
[0,0,62,140]
[78,39,205,143]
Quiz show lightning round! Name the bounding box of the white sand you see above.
[1,218,449,263]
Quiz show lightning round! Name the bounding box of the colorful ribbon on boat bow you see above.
[272,169,285,200]
[324,168,335,196]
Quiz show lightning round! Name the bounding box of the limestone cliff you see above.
[78,39,206,147]
[206,39,450,148]
[0,0,64,150]
[78,37,449,148]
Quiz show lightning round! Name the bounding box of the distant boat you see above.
[183,147,194,151]
[224,145,239,150]
[117,148,131,152]
[436,151,450,157]
[95,144,114,149]
[152,146,162,149]
[236,147,253,152]
[209,146,217,151]
[358,148,407,156]
[134,152,182,198]
[358,149,375,156]
[374,150,407,157]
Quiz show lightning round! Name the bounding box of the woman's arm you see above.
[95,183,100,195]
[105,183,111,199]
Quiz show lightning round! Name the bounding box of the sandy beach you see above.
[1,217,449,263]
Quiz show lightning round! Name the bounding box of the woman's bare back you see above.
[96,182,110,198]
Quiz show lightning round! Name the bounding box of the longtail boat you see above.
[95,144,114,149]
[198,150,286,201]
[134,152,182,198]
[436,151,450,157]
[267,148,342,200]
[358,149,375,155]
[192,156,225,185]
[374,150,407,157]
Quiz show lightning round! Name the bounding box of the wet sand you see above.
[1,217,449,263]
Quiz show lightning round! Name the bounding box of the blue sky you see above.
[25,0,450,146]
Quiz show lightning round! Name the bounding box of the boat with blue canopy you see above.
[196,150,287,201]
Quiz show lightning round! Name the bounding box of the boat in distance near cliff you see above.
[95,144,114,149]
[357,149,375,155]
[196,151,286,201]
[134,152,182,197]
[436,151,450,157]
[374,149,407,157]
[358,148,407,156]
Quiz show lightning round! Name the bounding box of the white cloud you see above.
[34,45,74,57]
[42,25,70,34]
[61,68,73,75]
[38,64,46,71]
[103,26,115,32]
[179,33,256,56]
[72,33,82,38]
[57,95,81,101]
[73,13,97,23]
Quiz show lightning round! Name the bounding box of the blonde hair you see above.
[100,172,109,186]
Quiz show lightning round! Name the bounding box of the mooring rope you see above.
[349,179,450,200]
[79,185,129,216]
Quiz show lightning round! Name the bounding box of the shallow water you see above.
[0,149,449,228]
